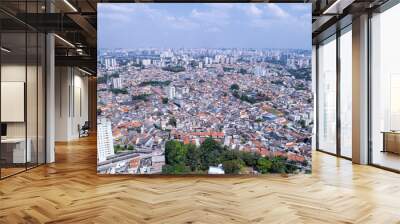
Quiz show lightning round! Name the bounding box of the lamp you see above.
[63,0,78,12]
[54,34,75,48]
[1,47,11,53]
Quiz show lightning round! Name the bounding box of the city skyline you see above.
[97,48,312,175]
[98,3,312,50]
[99,47,312,51]
[97,3,312,175]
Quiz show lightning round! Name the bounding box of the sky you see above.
[98,3,311,50]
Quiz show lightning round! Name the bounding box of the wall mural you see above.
[97,3,313,175]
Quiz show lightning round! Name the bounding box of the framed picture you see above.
[97,3,312,175]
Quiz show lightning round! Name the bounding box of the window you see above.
[370,3,400,171]
[317,35,337,154]
[339,27,352,158]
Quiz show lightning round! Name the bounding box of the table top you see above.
[1,138,29,143]
[381,131,400,134]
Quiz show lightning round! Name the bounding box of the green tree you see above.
[186,144,200,171]
[222,160,243,174]
[232,91,240,99]
[230,84,239,91]
[165,140,187,165]
[168,117,177,127]
[139,80,171,87]
[239,68,247,74]
[257,157,272,174]
[110,88,128,94]
[162,164,191,174]
[199,138,224,170]
[162,97,169,104]
[132,94,150,101]
[110,72,119,78]
[113,144,121,154]
[162,65,185,73]
[270,156,287,173]
[223,67,234,72]
[285,160,298,173]
[240,152,261,167]
[220,150,241,161]
[299,119,306,129]
[255,118,263,123]
[97,76,107,84]
[127,145,134,151]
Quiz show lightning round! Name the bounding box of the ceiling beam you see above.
[55,55,96,72]
[67,13,97,46]
[323,0,356,14]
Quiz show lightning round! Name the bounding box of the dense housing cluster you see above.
[97,48,312,174]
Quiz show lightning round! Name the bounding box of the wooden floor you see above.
[1,136,400,224]
[0,167,26,178]
[372,150,400,171]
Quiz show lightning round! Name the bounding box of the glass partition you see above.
[1,31,28,177]
[27,31,38,169]
[317,35,337,154]
[38,32,45,165]
[0,1,46,179]
[339,26,352,158]
[370,3,400,171]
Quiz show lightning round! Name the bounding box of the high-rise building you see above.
[204,57,212,65]
[168,86,176,99]
[97,118,115,163]
[142,59,151,66]
[105,58,117,69]
[112,77,123,89]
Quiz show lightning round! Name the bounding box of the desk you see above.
[382,131,400,154]
[1,138,31,163]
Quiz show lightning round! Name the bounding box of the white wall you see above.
[55,67,89,141]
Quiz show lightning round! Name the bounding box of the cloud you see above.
[100,12,130,22]
[98,4,137,22]
[98,3,136,14]
[100,4,198,30]
[99,3,311,49]
[205,27,221,33]
[165,15,197,30]
[250,18,272,28]
[243,4,263,17]
[248,4,312,29]
[290,4,311,12]
[205,3,234,9]
[265,4,289,18]
[190,8,230,25]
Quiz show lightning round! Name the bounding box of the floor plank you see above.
[0,136,400,224]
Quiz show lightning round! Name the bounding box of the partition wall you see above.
[0,1,46,179]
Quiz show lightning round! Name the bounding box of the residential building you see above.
[97,119,115,163]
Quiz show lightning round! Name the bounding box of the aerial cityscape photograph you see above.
[97,3,313,175]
